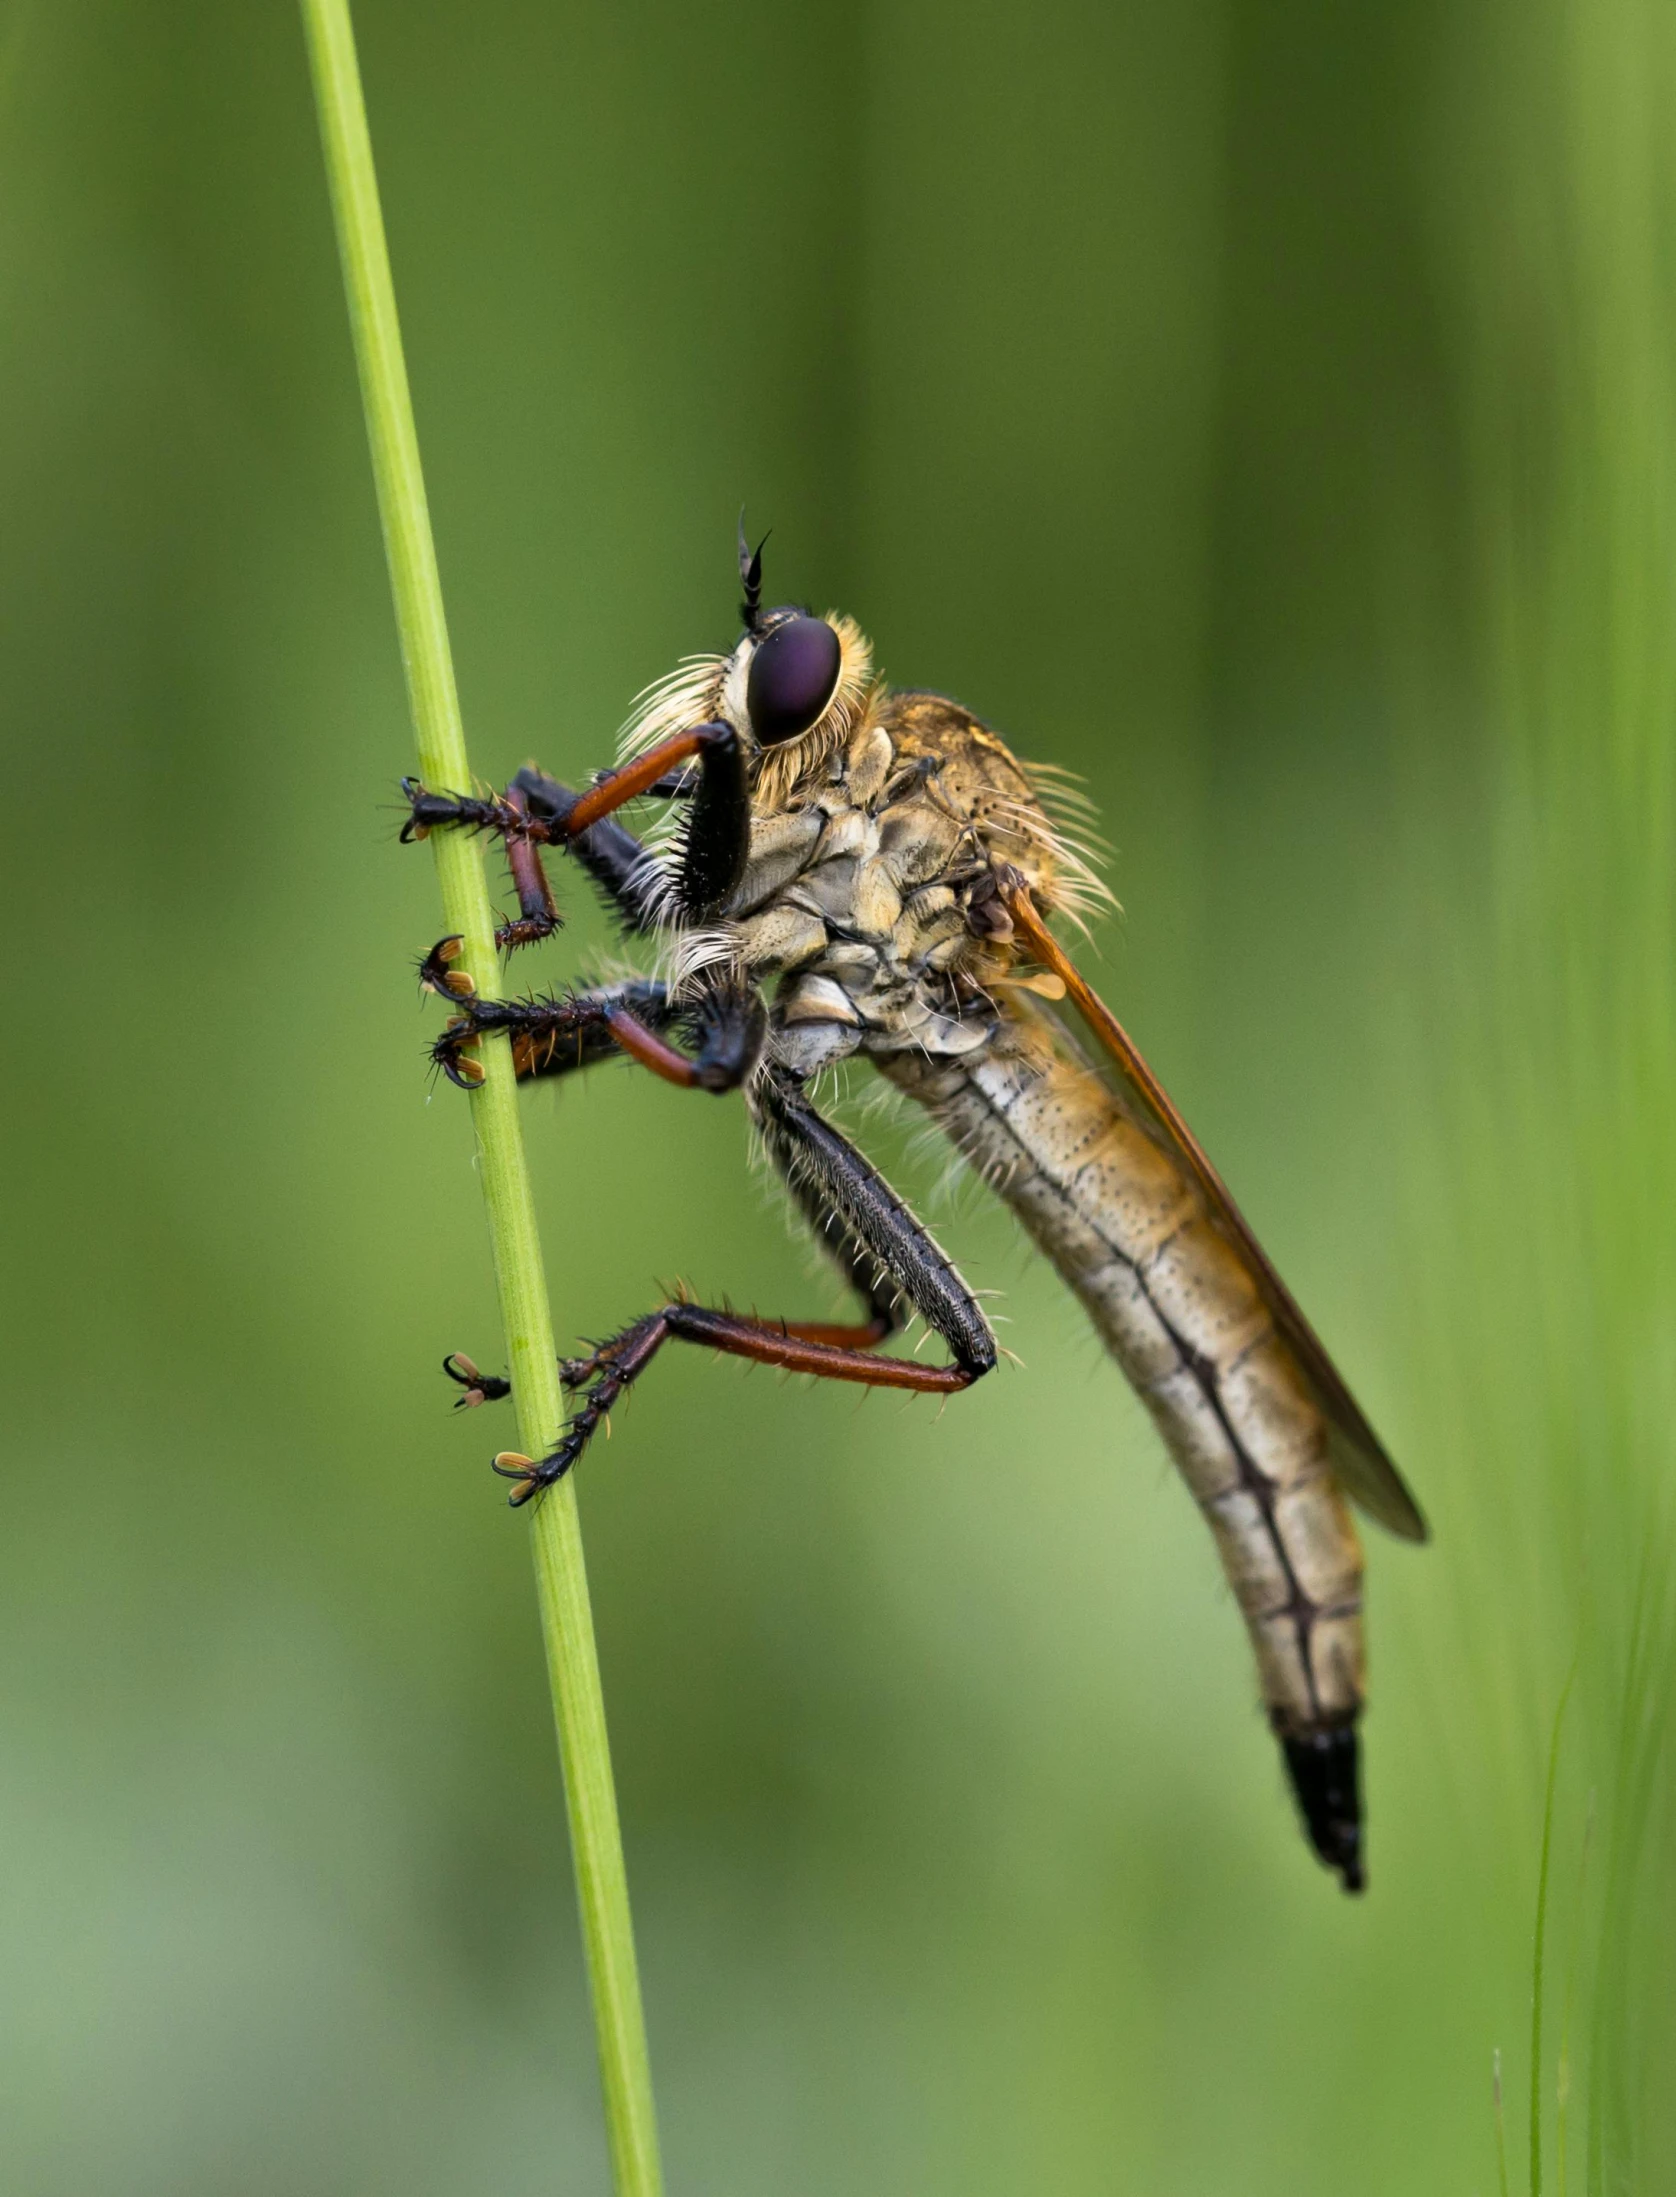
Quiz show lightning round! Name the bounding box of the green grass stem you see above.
[298,7,663,2190]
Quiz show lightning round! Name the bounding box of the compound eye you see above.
[746,616,842,745]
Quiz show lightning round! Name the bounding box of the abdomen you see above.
[880,1009,1366,1745]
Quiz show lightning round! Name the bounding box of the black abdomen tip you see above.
[1281,1725,1365,1893]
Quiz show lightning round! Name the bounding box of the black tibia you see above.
[667,725,748,918]
[751,1065,998,1371]
[683,979,769,1090]
[490,1068,997,1507]
[429,976,765,1094]
[761,1099,904,1346]
[1281,1724,1364,1894]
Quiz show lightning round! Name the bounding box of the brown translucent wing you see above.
[1006,886,1428,1543]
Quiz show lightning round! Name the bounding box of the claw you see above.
[432,1019,487,1089]
[418,935,476,999]
[398,776,431,843]
[443,1352,511,1408]
[492,1450,538,1505]
[418,935,471,995]
[492,1443,578,1507]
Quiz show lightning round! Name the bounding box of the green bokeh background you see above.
[4,1,1673,2190]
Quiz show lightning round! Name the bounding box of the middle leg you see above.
[425,973,766,1094]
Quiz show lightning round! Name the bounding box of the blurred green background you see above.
[3,0,1673,2189]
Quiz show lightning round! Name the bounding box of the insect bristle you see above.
[989,791,1117,934]
[616,654,729,766]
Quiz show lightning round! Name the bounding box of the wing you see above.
[1005,883,1428,1543]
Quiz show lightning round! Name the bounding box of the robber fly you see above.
[401,527,1428,1893]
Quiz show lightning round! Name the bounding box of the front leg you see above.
[553,722,748,920]
[402,715,751,940]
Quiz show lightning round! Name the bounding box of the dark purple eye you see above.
[746,616,842,744]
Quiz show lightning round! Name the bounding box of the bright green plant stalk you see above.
[299,7,663,2191]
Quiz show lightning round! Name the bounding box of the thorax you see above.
[711,690,1056,1077]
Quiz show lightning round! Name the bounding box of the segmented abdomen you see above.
[882,1010,1364,1739]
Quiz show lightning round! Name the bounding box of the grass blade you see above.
[298,6,664,2189]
